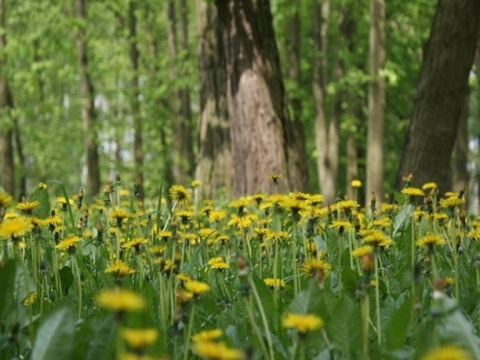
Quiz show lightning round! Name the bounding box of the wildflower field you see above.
[1,177,480,360]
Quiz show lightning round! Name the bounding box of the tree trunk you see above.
[166,0,194,185]
[313,0,339,204]
[75,0,101,198]
[453,96,469,193]
[216,0,307,195]
[366,0,386,206]
[128,0,143,197]
[0,0,14,196]
[284,4,309,193]
[194,0,233,201]
[397,0,480,195]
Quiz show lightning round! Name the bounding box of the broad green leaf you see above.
[329,294,361,358]
[85,316,117,360]
[393,204,413,237]
[385,295,412,351]
[59,266,74,295]
[31,306,74,360]
[288,280,323,315]
[29,186,50,219]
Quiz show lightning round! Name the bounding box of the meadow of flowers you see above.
[0,176,480,360]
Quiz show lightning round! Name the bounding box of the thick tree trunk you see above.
[194,0,233,201]
[216,0,306,195]
[397,0,480,195]
[0,0,14,196]
[128,0,143,197]
[366,0,386,206]
[75,0,101,197]
[313,0,339,204]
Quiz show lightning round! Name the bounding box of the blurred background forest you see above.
[0,0,479,211]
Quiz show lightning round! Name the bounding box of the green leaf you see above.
[328,294,361,358]
[59,266,74,295]
[29,186,50,219]
[0,261,16,320]
[385,295,412,351]
[85,316,117,360]
[435,295,480,359]
[393,204,413,237]
[288,280,323,315]
[31,306,74,360]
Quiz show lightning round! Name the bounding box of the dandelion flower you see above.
[190,180,201,188]
[421,345,470,360]
[401,187,425,197]
[105,260,135,277]
[329,219,354,234]
[193,341,244,360]
[109,208,130,226]
[208,257,229,271]
[169,185,190,205]
[55,234,82,251]
[0,193,13,208]
[209,210,227,222]
[120,328,158,351]
[96,288,145,312]
[416,234,446,248]
[351,179,362,188]
[184,280,210,297]
[0,216,33,239]
[16,201,40,216]
[269,173,281,185]
[440,196,465,210]
[422,182,438,193]
[192,329,223,343]
[122,237,148,252]
[282,312,324,334]
[301,259,331,283]
[263,278,285,289]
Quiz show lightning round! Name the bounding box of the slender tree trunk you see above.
[284,4,309,192]
[474,40,480,212]
[128,0,143,197]
[194,0,233,201]
[144,3,175,189]
[313,0,339,204]
[216,0,306,195]
[453,96,469,193]
[397,0,480,195]
[366,0,386,206]
[0,0,14,196]
[166,0,194,185]
[75,0,101,197]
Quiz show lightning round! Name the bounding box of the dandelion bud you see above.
[236,254,249,276]
[360,252,374,274]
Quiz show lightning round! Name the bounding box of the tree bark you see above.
[75,0,101,198]
[313,0,339,204]
[0,0,14,196]
[194,0,233,201]
[453,96,469,193]
[366,0,386,205]
[216,0,307,196]
[128,0,143,197]
[166,0,194,185]
[397,0,480,195]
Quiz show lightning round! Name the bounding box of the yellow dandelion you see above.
[264,230,288,242]
[307,194,324,206]
[352,245,374,258]
[269,173,281,185]
[122,237,148,252]
[329,219,354,234]
[351,179,362,188]
[263,278,285,289]
[440,196,465,209]
[192,329,223,343]
[190,180,201,188]
[109,208,130,226]
[169,185,190,205]
[282,313,324,333]
[209,210,227,222]
[22,292,37,307]
[120,328,158,351]
[422,182,438,193]
[0,193,13,208]
[193,341,244,360]
[301,259,332,280]
[421,345,470,360]
[16,201,40,215]
[401,187,425,197]
[0,216,33,239]
[96,288,145,312]
[184,280,210,296]
[416,234,446,248]
[55,234,82,251]
[105,260,135,277]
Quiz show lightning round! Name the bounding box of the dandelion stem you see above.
[183,302,196,360]
[374,252,381,346]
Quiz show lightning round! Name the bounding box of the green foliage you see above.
[31,306,74,360]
